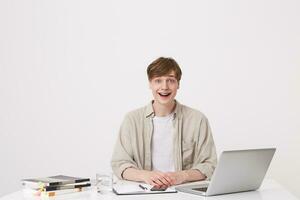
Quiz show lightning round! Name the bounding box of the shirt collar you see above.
[145,100,182,119]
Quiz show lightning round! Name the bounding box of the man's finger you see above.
[157,172,172,185]
[162,174,173,185]
[157,176,170,186]
[152,177,165,186]
[148,179,159,187]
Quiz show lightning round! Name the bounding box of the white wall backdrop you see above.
[0,0,299,198]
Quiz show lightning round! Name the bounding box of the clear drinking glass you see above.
[95,173,114,194]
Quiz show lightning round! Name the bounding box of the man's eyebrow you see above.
[166,75,176,77]
[153,74,176,79]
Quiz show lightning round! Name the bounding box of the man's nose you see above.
[161,80,169,89]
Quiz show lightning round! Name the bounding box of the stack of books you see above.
[21,175,91,197]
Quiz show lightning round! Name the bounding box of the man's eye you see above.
[155,79,161,83]
[168,79,176,83]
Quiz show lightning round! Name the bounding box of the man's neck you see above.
[152,100,176,117]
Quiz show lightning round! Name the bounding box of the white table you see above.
[1,179,298,200]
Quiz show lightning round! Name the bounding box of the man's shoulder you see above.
[179,104,207,120]
[124,105,148,120]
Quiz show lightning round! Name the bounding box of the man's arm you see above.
[165,169,206,185]
[190,116,218,179]
[182,169,206,182]
[123,167,173,187]
[111,115,139,179]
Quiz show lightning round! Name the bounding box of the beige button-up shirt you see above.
[111,101,217,180]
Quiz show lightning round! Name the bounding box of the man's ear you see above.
[177,81,180,89]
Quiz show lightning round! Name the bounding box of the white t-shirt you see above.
[151,113,175,172]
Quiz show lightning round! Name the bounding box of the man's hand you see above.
[122,168,206,187]
[164,171,188,185]
[139,170,174,187]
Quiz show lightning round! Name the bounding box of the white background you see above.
[0,0,299,198]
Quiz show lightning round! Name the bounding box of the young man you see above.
[111,57,217,187]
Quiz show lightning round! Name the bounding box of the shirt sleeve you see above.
[111,114,138,179]
[191,116,218,179]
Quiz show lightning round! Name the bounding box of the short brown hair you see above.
[147,57,182,81]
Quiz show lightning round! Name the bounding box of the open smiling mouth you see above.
[158,92,171,97]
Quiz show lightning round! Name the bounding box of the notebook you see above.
[112,180,177,195]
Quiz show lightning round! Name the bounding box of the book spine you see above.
[42,188,83,197]
[44,183,91,191]
[48,178,90,186]
[75,178,90,183]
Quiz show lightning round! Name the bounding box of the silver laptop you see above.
[175,148,276,196]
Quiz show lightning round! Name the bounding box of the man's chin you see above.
[154,98,175,106]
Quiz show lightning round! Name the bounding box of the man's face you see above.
[149,71,179,106]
